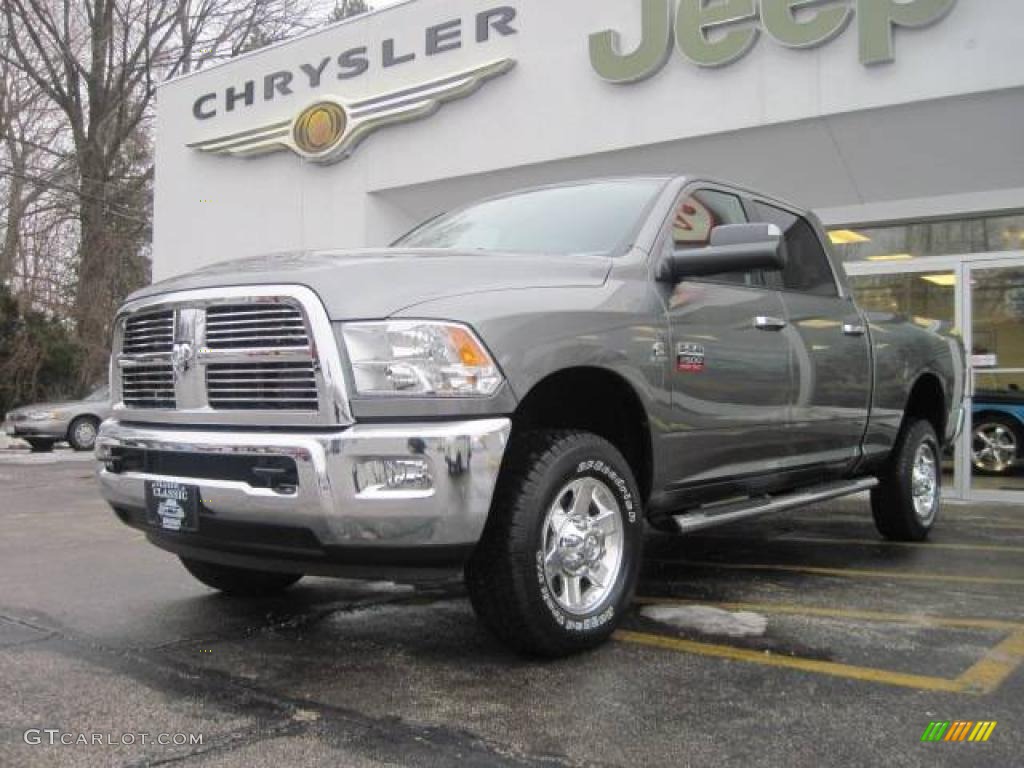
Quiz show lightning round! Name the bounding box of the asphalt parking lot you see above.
[0,449,1021,767]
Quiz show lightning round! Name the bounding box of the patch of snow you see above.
[0,450,94,465]
[640,604,768,637]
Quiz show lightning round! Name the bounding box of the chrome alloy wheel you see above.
[972,422,1018,474]
[911,443,938,524]
[541,477,624,616]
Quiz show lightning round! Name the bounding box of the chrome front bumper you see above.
[96,418,510,560]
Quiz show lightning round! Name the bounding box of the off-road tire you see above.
[465,430,643,657]
[180,557,302,596]
[68,415,100,452]
[871,418,941,542]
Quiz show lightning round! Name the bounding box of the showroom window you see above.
[828,212,1024,263]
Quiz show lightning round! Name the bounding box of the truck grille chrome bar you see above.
[122,310,174,355]
[207,362,319,410]
[122,364,176,408]
[205,304,309,349]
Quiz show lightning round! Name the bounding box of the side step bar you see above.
[672,477,879,534]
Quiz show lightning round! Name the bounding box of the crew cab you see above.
[96,177,965,656]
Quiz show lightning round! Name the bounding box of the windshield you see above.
[395,179,665,256]
[85,385,109,402]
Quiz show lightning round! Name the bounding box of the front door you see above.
[660,188,794,494]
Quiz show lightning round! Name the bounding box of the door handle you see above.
[754,316,787,331]
[842,323,866,337]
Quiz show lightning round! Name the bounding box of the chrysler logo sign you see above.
[188,6,517,165]
[189,60,515,164]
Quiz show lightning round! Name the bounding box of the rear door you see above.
[753,200,871,470]
[659,188,795,494]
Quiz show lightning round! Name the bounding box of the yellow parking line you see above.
[633,597,1024,631]
[690,533,1024,554]
[614,630,965,693]
[658,560,1024,587]
[620,600,1024,695]
[956,631,1024,694]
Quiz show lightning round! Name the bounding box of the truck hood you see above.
[128,249,612,319]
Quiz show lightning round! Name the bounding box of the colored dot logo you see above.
[293,102,347,155]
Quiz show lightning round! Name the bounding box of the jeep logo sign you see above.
[590,0,957,82]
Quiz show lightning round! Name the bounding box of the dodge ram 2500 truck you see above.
[96,176,965,656]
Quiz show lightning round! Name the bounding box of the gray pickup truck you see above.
[96,177,964,656]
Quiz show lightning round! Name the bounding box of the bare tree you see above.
[328,0,371,25]
[0,59,73,304]
[0,0,316,381]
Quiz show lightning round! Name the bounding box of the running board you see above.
[672,477,879,534]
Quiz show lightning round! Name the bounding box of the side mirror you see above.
[658,223,785,283]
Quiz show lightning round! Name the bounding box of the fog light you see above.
[353,458,433,497]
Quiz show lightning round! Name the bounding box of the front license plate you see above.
[145,480,199,533]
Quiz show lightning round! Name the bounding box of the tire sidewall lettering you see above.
[575,460,636,523]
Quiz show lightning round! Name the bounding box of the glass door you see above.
[965,260,1024,499]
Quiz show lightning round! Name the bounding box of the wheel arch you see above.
[903,372,948,444]
[512,366,653,503]
[972,409,1024,437]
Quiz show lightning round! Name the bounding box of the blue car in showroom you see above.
[972,390,1024,475]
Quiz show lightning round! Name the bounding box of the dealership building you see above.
[154,0,1024,502]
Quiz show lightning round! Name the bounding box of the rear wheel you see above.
[872,419,941,542]
[26,438,55,453]
[466,430,643,657]
[68,416,100,452]
[180,558,302,596]
[971,413,1020,475]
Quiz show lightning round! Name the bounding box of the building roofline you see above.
[158,0,419,89]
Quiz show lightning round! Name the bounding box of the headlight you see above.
[342,321,502,397]
[24,410,59,421]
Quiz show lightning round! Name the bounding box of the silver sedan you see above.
[3,385,112,452]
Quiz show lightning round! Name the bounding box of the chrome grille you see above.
[121,364,175,408]
[111,285,351,427]
[121,311,173,355]
[206,362,318,410]
[204,304,309,349]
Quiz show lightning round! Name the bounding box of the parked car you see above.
[972,389,1024,475]
[4,385,112,452]
[95,177,965,656]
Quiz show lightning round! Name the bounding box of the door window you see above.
[671,190,755,287]
[754,202,838,297]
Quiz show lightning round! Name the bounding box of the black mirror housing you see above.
[659,223,785,282]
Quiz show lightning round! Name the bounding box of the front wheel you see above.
[466,430,643,657]
[872,419,941,542]
[68,416,100,452]
[180,557,302,596]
